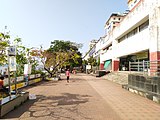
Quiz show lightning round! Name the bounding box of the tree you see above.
[0,32,10,65]
[13,37,30,76]
[82,59,88,65]
[87,56,97,66]
[49,40,82,52]
[14,38,41,75]
[0,30,43,76]
[42,40,83,77]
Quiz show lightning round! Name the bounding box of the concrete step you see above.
[101,71,129,85]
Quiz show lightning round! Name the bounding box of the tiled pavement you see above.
[82,74,160,120]
[3,73,160,120]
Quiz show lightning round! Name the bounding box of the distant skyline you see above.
[0,0,128,56]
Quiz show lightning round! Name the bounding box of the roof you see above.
[105,13,125,25]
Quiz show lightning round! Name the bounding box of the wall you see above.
[115,28,149,57]
[114,0,149,40]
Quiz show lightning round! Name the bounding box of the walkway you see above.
[3,73,160,120]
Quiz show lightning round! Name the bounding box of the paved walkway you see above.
[3,73,160,120]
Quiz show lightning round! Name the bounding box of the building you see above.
[128,0,141,10]
[83,39,98,61]
[104,13,126,35]
[89,39,98,49]
[93,0,160,71]
[100,13,126,71]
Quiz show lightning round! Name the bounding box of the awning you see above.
[104,60,111,69]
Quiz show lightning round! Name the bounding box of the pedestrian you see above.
[66,69,70,83]
[72,69,76,74]
[0,76,9,94]
[0,76,3,90]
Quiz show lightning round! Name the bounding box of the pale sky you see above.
[0,0,128,56]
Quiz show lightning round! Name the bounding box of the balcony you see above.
[100,34,113,50]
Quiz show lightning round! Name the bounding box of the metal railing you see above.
[129,60,160,76]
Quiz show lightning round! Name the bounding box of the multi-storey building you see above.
[128,0,141,10]
[83,39,98,61]
[104,13,126,35]
[100,13,126,70]
[89,39,98,49]
[91,0,160,71]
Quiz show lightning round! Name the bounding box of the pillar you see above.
[149,2,160,75]
[112,60,119,71]
[100,63,104,70]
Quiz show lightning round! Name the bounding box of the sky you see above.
[0,0,128,56]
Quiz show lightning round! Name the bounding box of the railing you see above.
[129,60,160,76]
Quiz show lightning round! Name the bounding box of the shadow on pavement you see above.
[3,93,92,119]
[2,99,38,119]
[20,81,58,92]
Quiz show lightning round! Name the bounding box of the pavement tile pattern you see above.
[2,73,160,120]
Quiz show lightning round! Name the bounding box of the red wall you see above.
[100,63,104,70]
[150,51,160,61]
[113,60,119,71]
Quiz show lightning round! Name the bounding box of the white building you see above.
[128,0,141,10]
[83,39,98,61]
[94,0,160,71]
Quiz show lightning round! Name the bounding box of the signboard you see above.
[9,56,16,71]
[11,82,25,90]
[36,74,41,78]
[8,46,16,56]
[24,64,32,75]
[29,74,35,79]
[136,52,148,60]
[17,76,24,82]
[0,65,8,76]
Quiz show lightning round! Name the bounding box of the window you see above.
[117,20,149,43]
[139,20,149,32]
[133,27,138,35]
[127,31,133,38]
[134,0,137,4]
[118,35,126,43]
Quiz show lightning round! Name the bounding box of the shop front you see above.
[119,51,149,71]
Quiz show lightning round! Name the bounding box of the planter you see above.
[0,92,29,117]
[46,77,59,81]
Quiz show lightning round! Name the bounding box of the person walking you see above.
[66,69,70,83]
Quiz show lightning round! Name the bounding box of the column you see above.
[149,2,160,75]
[112,60,119,71]
[100,63,104,70]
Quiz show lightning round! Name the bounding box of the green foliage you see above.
[15,38,41,76]
[82,59,88,65]
[43,40,83,75]
[49,40,82,52]
[87,56,97,66]
[0,32,10,65]
[14,38,28,76]
[0,30,43,76]
[97,57,100,66]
